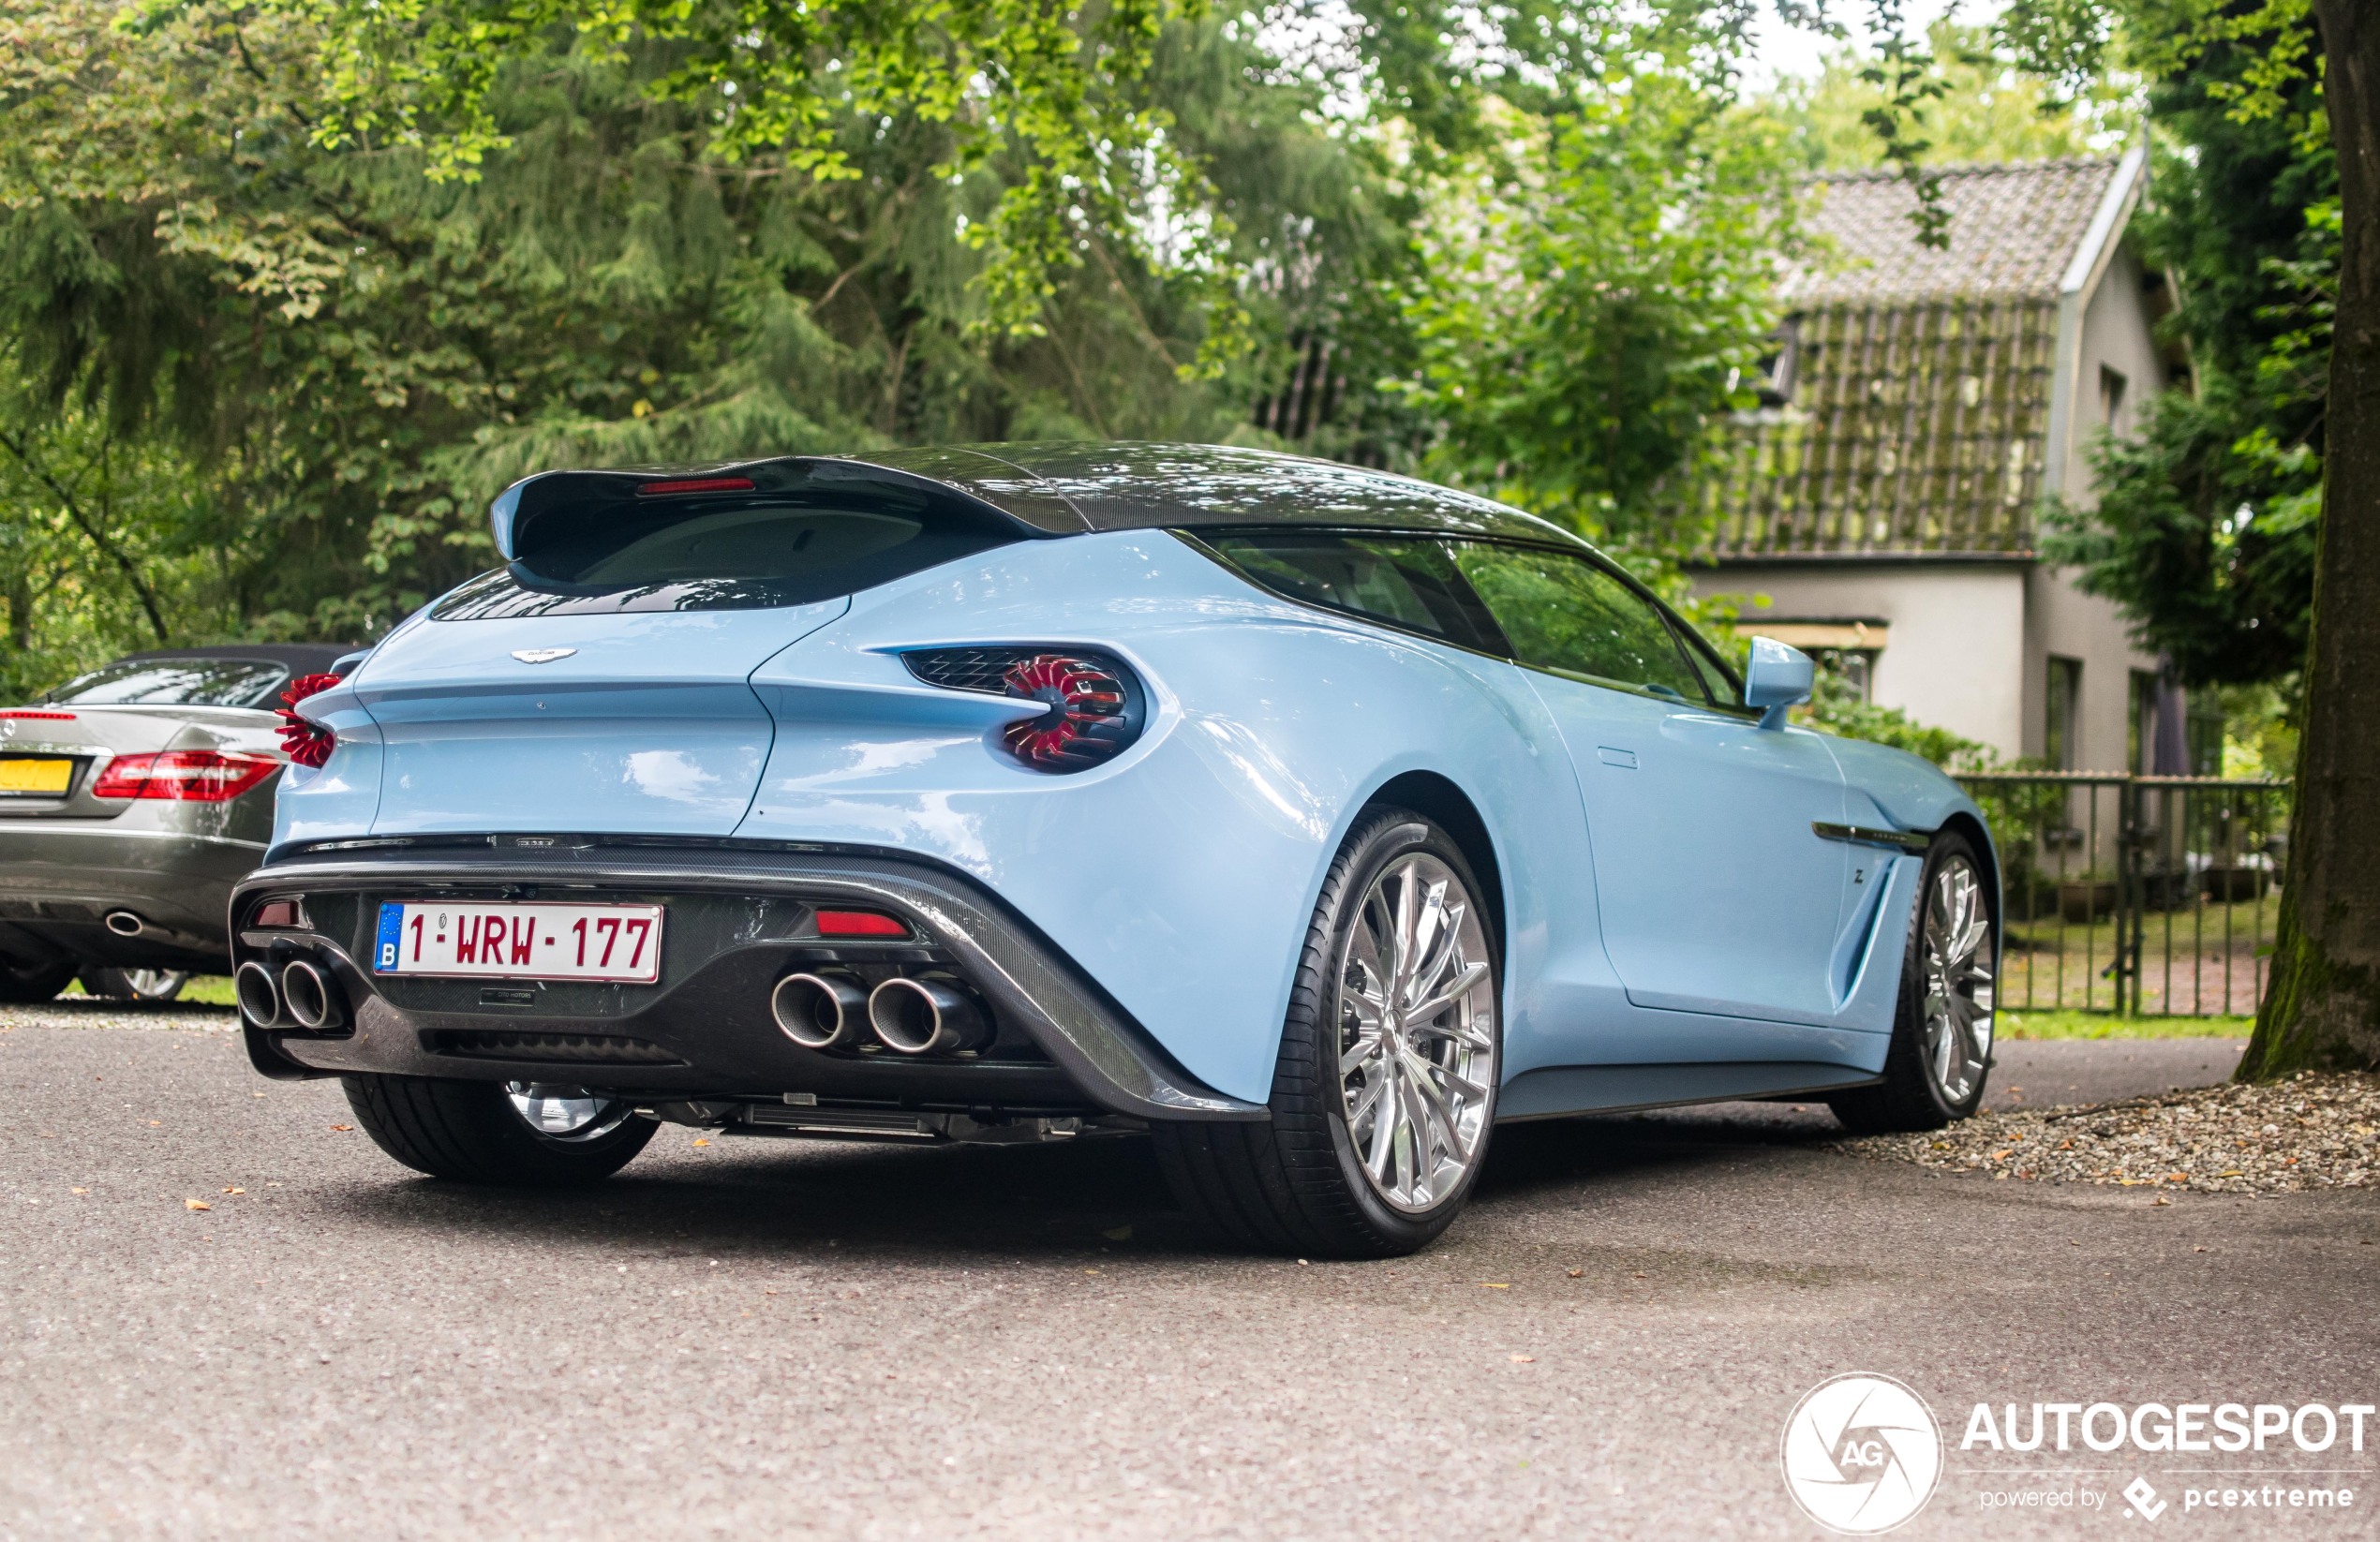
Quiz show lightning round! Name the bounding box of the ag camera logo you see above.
[1781,1373,1944,1534]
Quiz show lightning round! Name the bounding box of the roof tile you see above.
[1787,157,2125,304]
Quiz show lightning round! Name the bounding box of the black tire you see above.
[1152,808,1502,1258]
[0,956,76,1003]
[77,968,190,1002]
[342,1075,656,1185]
[1829,830,1998,1134]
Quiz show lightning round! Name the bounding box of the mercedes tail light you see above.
[902,646,1146,773]
[92,750,280,802]
[276,672,342,768]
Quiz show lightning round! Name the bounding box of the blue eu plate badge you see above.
[374,903,403,971]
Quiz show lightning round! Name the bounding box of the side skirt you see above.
[1494,1060,1882,1122]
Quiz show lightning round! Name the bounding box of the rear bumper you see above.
[229,839,1265,1123]
[0,825,260,970]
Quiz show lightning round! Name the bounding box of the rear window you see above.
[437,473,1025,618]
[1200,531,1507,652]
[46,659,289,708]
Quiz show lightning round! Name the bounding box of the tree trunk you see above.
[2239,0,2380,1076]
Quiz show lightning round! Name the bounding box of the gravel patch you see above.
[1838,1071,2380,1194]
[0,1001,238,1033]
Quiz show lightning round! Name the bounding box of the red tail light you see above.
[814,909,909,938]
[276,673,341,768]
[999,654,1138,771]
[900,646,1146,773]
[0,709,74,720]
[92,750,279,802]
[637,476,755,497]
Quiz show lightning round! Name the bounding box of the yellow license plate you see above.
[0,758,73,795]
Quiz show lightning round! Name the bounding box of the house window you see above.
[2129,668,2159,774]
[1752,317,1801,407]
[1815,647,1879,702]
[2045,656,2083,769]
[2099,364,2128,430]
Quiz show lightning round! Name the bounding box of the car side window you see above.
[1203,532,1505,652]
[1673,625,1743,708]
[1451,543,1708,704]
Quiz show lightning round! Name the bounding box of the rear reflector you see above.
[814,910,909,939]
[92,750,279,802]
[635,476,755,497]
[0,709,74,720]
[251,899,301,928]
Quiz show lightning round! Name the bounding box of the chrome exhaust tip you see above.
[280,958,343,1030]
[867,976,990,1056]
[103,910,145,938]
[771,972,867,1050]
[234,960,281,1027]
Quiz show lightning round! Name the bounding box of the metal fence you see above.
[1955,773,2292,1017]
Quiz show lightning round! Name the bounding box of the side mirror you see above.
[1744,636,1814,731]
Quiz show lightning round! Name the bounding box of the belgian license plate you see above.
[372,900,663,983]
[0,758,73,796]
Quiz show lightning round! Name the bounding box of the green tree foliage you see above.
[0,0,1984,701]
[2039,12,2332,694]
[1771,20,2135,170]
[0,0,1422,675]
[1399,67,1803,551]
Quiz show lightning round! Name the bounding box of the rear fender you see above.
[734,530,1590,1104]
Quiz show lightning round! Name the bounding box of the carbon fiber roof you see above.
[854,441,1580,543]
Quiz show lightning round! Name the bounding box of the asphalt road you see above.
[3,1007,2372,1541]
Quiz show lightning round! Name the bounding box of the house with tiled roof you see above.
[1689,149,2199,771]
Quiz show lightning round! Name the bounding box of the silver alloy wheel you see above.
[1920,855,1996,1105]
[504,1082,633,1143]
[1334,853,1497,1213]
[120,970,188,1001]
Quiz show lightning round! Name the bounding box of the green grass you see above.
[57,974,237,1005]
[1997,1008,2254,1040]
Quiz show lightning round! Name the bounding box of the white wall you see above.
[2024,567,2162,771]
[2028,239,2167,770]
[1692,563,2030,759]
[2059,243,2168,504]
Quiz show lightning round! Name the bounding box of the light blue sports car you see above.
[230,443,1998,1256]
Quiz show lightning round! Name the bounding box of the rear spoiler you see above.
[487,456,1060,562]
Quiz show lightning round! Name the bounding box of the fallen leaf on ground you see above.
[222,1186,245,1195]
[1566,1268,1584,1278]
[146,1120,161,1128]
[70,1187,86,1195]
[330,1124,353,1133]
[185,1198,211,1211]
[692,1138,711,1148]
[1509,1354,1536,1363]
[1480,1282,1510,1289]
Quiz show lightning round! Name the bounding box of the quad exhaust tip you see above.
[234,960,280,1026]
[771,972,867,1050]
[278,958,344,1030]
[867,976,990,1056]
[103,910,145,938]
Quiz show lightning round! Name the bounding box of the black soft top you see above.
[490,442,1584,556]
